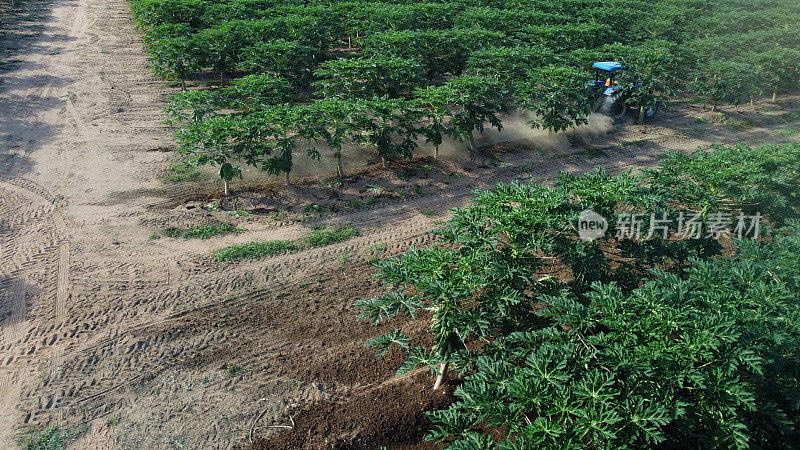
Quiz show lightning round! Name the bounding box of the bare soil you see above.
[1,0,799,448]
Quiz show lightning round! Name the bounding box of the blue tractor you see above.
[590,61,659,123]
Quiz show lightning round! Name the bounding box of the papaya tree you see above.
[303,98,359,179]
[238,39,320,88]
[225,74,294,110]
[174,113,242,195]
[362,28,505,80]
[355,171,662,390]
[145,24,201,90]
[164,74,293,122]
[426,240,800,448]
[414,86,451,159]
[165,88,244,196]
[313,56,425,99]
[751,47,800,102]
[689,60,755,111]
[199,20,257,84]
[350,96,421,167]
[466,46,556,87]
[164,88,223,125]
[433,75,506,160]
[130,0,207,29]
[516,65,593,134]
[230,105,317,189]
[619,40,682,124]
[513,23,611,52]
[453,7,565,33]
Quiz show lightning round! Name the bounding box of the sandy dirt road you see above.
[1,0,176,446]
[1,0,799,448]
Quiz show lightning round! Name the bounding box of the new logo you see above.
[578,209,608,241]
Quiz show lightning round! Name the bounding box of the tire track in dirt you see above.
[49,242,70,429]
[0,0,86,444]
[0,0,198,442]
[0,278,27,429]
[0,179,64,444]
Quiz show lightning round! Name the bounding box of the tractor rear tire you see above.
[599,95,628,123]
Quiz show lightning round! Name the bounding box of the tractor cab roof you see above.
[593,61,626,72]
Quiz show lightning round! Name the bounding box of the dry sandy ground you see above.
[1,0,799,448]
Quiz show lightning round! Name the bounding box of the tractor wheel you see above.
[599,95,628,123]
[642,101,659,120]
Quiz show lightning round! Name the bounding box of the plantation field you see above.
[129,0,800,188]
[1,0,800,449]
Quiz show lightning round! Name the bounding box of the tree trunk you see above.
[382,156,388,168]
[710,74,718,111]
[285,171,290,189]
[181,78,186,91]
[336,153,344,179]
[750,95,755,107]
[433,362,448,390]
[773,89,778,103]
[434,144,439,160]
[223,179,229,196]
[468,131,476,161]
[638,102,646,125]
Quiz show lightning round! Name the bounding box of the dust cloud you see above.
[479,111,614,152]
[262,111,615,179]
